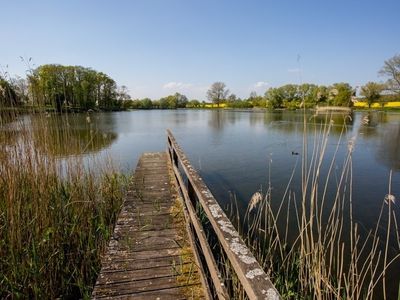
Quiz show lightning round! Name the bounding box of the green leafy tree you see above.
[28,64,119,112]
[265,87,284,108]
[246,91,265,107]
[207,82,229,107]
[360,82,385,108]
[175,92,188,108]
[139,98,153,109]
[186,99,200,108]
[329,83,353,107]
[159,93,188,109]
[316,85,329,104]
[298,83,319,108]
[380,54,400,94]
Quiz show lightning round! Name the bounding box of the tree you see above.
[227,94,237,102]
[380,54,400,94]
[187,99,200,108]
[175,92,188,108]
[158,93,188,109]
[139,98,153,109]
[207,82,229,107]
[265,87,284,108]
[0,76,19,106]
[360,82,385,108]
[117,85,131,101]
[265,85,301,109]
[27,64,119,111]
[329,83,353,107]
[249,91,257,99]
[247,92,265,107]
[316,85,329,104]
[298,83,319,108]
[11,76,29,103]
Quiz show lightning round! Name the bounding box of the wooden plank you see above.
[100,255,191,270]
[93,274,200,296]
[95,269,200,286]
[99,255,193,273]
[92,152,205,299]
[94,285,203,300]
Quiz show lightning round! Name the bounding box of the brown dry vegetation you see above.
[0,111,127,298]
[233,113,400,299]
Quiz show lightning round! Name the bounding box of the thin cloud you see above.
[253,81,269,88]
[288,68,301,73]
[163,82,193,89]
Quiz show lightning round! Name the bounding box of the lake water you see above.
[27,110,399,221]
[5,109,400,296]
[8,109,396,231]
[22,110,400,222]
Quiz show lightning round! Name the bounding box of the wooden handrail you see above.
[166,129,280,300]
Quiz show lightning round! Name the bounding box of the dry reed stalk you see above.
[0,111,127,298]
[235,111,400,299]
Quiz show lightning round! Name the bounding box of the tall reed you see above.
[232,112,400,299]
[0,111,127,298]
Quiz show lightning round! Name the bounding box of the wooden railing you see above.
[167,130,280,300]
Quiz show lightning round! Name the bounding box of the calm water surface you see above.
[29,110,400,219]
[27,109,400,229]
[27,110,400,236]
[7,109,400,296]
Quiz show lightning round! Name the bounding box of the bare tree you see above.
[249,91,257,99]
[207,82,229,107]
[117,85,131,101]
[379,54,400,94]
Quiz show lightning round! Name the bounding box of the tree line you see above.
[1,64,129,112]
[204,54,399,109]
[1,54,399,111]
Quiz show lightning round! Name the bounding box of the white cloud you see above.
[163,81,193,89]
[253,81,269,89]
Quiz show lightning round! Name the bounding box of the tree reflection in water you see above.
[29,114,117,157]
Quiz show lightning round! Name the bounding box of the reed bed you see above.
[229,113,400,299]
[0,111,127,299]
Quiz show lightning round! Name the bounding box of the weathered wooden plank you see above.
[92,152,205,299]
[99,255,193,272]
[94,285,203,300]
[99,256,193,276]
[93,274,200,296]
[95,268,200,286]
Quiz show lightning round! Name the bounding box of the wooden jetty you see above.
[92,131,280,299]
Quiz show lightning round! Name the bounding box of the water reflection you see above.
[0,111,20,145]
[208,110,225,130]
[377,123,400,170]
[354,112,400,170]
[30,114,117,157]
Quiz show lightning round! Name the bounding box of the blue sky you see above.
[1,0,399,100]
